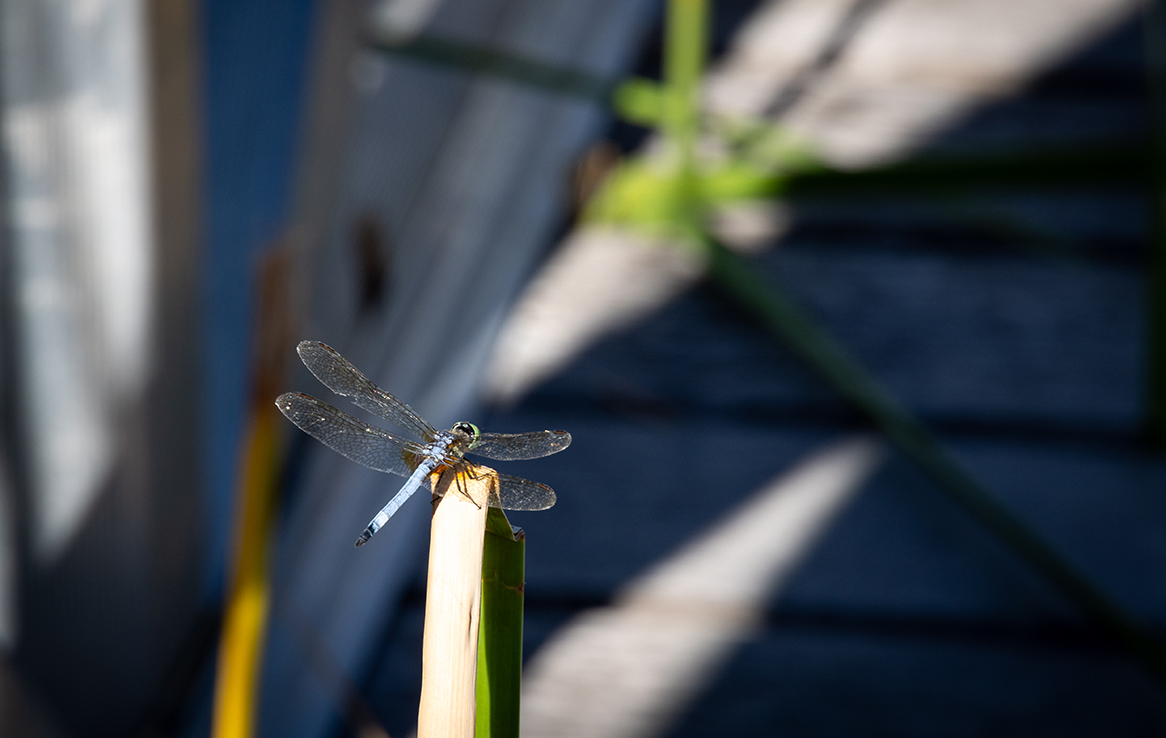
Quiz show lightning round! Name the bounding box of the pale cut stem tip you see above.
[416,468,496,738]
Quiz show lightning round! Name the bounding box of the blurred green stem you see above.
[664,0,707,171]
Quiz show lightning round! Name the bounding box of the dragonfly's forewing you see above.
[276,392,424,477]
[472,430,572,461]
[296,341,438,441]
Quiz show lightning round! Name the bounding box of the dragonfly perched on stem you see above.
[276,341,571,547]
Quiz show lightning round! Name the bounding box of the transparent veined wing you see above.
[440,463,555,510]
[276,392,426,476]
[471,430,572,461]
[296,341,437,441]
[493,470,557,511]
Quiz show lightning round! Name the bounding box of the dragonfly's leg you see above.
[439,467,483,508]
[457,468,483,508]
[427,469,463,502]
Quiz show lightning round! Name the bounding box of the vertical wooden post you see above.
[416,469,493,737]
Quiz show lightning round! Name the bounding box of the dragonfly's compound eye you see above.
[453,421,481,447]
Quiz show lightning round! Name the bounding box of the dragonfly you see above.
[276,341,571,547]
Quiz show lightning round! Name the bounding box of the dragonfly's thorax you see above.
[424,430,460,462]
[424,422,478,465]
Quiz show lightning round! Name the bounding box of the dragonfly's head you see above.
[451,421,481,450]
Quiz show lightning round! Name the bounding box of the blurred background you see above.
[2,0,1166,736]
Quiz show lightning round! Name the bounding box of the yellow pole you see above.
[211,250,293,738]
[211,406,281,738]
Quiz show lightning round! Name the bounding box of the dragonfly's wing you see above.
[471,430,572,461]
[296,341,438,441]
[493,470,557,511]
[276,392,424,476]
[437,462,556,511]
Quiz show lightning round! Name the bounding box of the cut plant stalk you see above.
[417,467,493,738]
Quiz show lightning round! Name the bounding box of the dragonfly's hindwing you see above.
[495,471,557,511]
[428,463,554,511]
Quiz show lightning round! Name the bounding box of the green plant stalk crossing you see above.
[702,234,1166,681]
